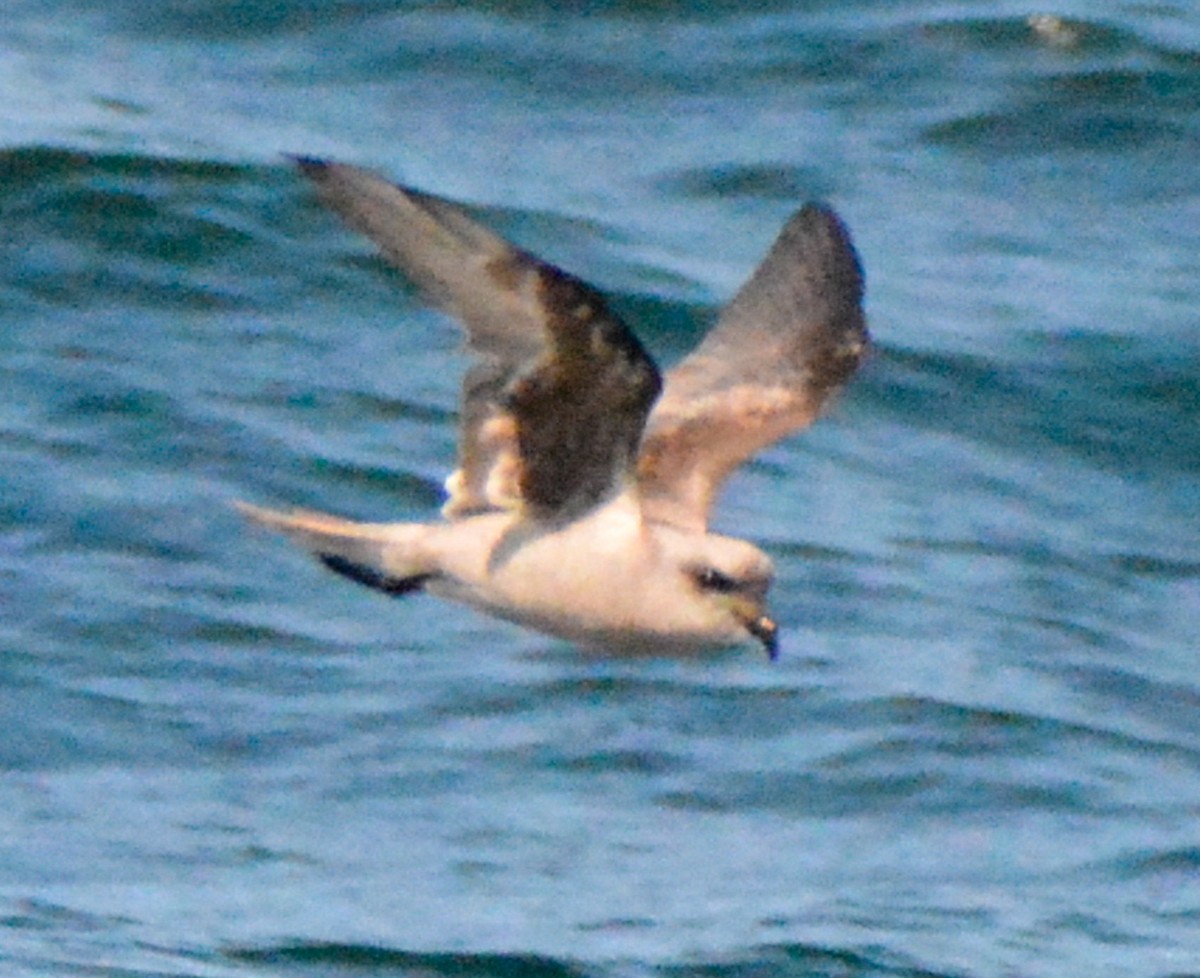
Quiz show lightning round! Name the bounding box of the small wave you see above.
[656,163,835,204]
[229,942,589,978]
[857,342,1200,479]
[660,941,956,978]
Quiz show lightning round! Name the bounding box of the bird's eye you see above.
[695,567,739,594]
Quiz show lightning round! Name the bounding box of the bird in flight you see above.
[238,158,868,658]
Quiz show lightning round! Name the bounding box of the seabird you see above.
[238,158,868,657]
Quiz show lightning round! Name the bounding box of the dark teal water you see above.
[3,2,1199,976]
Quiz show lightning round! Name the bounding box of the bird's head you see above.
[678,534,778,659]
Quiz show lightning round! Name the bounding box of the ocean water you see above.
[2,1,1199,976]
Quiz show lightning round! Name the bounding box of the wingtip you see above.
[793,200,849,234]
[286,154,333,179]
[780,200,865,292]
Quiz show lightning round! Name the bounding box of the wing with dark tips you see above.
[637,204,869,531]
[294,158,661,522]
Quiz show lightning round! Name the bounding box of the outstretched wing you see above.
[294,158,661,523]
[637,204,868,531]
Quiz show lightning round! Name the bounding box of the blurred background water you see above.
[2,1,1199,976]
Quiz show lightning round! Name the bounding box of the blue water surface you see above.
[2,2,1199,976]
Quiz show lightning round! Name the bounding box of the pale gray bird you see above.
[238,158,869,658]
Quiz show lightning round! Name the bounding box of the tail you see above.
[234,501,436,597]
